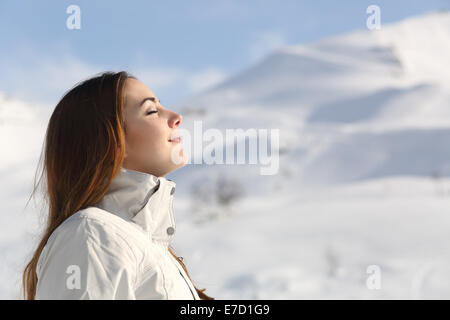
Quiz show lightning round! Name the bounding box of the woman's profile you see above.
[22,71,214,300]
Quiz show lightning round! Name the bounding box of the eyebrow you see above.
[139,97,160,107]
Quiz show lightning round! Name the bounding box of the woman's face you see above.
[122,78,186,177]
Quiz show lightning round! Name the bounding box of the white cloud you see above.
[0,45,229,107]
[248,30,288,63]
[0,52,100,105]
[186,67,227,93]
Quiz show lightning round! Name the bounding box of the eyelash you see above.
[146,110,158,115]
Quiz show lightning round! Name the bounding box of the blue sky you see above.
[0,0,448,106]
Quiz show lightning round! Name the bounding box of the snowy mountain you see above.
[168,12,450,300]
[173,11,450,187]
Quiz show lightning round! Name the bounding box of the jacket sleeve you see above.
[35,216,138,300]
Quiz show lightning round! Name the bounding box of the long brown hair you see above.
[22,71,214,300]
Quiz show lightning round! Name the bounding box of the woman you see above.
[22,71,214,300]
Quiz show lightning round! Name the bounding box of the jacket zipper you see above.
[178,269,197,300]
[167,192,197,300]
[167,250,197,300]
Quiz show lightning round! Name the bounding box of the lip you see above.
[169,137,182,143]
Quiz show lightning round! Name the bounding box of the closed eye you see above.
[146,110,158,115]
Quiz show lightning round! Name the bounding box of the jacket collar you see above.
[93,167,177,247]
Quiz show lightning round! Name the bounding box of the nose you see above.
[170,112,182,128]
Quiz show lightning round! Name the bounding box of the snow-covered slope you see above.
[174,11,450,186]
[183,11,449,111]
[168,13,450,299]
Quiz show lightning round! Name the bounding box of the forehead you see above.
[124,78,156,108]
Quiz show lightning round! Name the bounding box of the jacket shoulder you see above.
[50,207,141,257]
[65,207,149,249]
[35,208,140,299]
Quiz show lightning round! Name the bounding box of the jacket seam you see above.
[72,215,141,290]
[84,236,120,295]
[160,263,169,299]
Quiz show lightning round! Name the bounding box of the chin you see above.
[163,157,186,174]
[169,147,187,167]
[172,160,187,172]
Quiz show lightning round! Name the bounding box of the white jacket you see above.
[35,167,201,300]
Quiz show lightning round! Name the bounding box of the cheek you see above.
[126,121,168,156]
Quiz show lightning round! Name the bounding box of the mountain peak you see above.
[279,10,450,84]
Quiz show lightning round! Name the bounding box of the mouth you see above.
[168,136,182,143]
